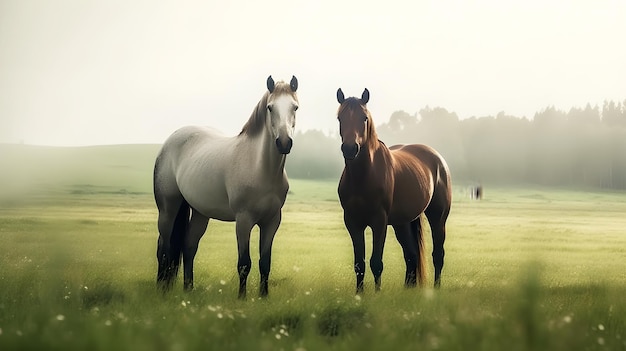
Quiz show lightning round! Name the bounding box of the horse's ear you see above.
[290,75,298,92]
[337,88,345,104]
[361,88,370,104]
[267,76,275,93]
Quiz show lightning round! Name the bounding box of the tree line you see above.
[286,100,626,190]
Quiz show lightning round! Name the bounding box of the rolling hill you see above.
[0,143,161,198]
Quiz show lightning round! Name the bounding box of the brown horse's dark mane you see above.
[337,97,381,150]
[239,82,298,136]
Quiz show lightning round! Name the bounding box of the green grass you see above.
[1,144,626,350]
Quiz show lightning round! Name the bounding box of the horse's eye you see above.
[267,105,273,112]
[363,116,368,122]
[294,105,299,111]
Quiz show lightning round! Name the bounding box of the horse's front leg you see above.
[258,211,282,297]
[344,213,366,294]
[182,211,209,291]
[370,213,388,292]
[235,214,255,299]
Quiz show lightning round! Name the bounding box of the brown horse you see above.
[336,88,452,293]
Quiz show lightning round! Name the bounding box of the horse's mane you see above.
[338,97,380,150]
[239,82,298,136]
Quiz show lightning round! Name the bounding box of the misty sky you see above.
[1,0,624,146]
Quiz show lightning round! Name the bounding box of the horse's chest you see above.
[231,183,288,214]
[340,190,388,215]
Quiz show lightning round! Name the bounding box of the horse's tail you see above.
[413,214,427,286]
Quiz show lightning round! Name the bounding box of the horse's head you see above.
[266,75,299,154]
[336,88,371,160]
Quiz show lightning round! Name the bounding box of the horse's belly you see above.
[387,166,434,224]
[181,182,236,221]
[388,190,431,224]
[387,207,423,224]
[194,202,236,222]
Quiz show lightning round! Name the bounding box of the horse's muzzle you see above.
[341,143,360,160]
[276,137,293,154]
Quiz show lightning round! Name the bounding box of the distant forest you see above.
[286,100,626,190]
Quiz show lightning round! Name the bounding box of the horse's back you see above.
[155,126,227,183]
[390,144,450,185]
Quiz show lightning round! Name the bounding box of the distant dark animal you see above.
[470,185,483,200]
[335,88,452,293]
[475,185,483,200]
[153,76,299,298]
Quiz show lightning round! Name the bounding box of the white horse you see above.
[153,76,299,298]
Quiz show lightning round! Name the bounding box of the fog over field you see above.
[1,0,625,146]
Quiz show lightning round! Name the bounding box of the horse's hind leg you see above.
[393,222,418,287]
[394,217,426,287]
[182,210,209,291]
[425,200,450,288]
[156,198,189,291]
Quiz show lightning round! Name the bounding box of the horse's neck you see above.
[245,129,286,177]
[345,141,383,180]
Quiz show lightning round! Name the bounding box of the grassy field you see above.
[1,144,625,350]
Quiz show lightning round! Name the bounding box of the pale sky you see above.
[1,0,624,146]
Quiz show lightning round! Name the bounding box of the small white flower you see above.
[563,315,572,323]
[598,337,605,345]
[56,315,65,321]
[217,313,223,319]
[275,334,281,340]
[598,324,605,331]
[181,301,187,307]
[354,295,361,301]
[220,280,226,285]
[104,320,112,326]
